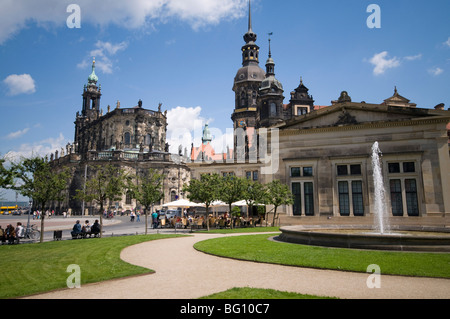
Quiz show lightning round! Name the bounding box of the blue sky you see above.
[1,0,449,199]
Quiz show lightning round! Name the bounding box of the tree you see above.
[265,180,294,227]
[0,156,14,189]
[75,164,128,237]
[183,173,220,231]
[242,179,267,226]
[11,156,70,242]
[0,156,14,201]
[218,175,245,229]
[130,169,164,234]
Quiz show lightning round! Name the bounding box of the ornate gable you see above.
[382,87,417,108]
[279,102,440,131]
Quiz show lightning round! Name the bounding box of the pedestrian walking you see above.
[136,210,140,222]
[152,211,158,229]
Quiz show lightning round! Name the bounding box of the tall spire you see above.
[268,36,272,58]
[243,0,257,44]
[265,33,275,76]
[248,0,253,33]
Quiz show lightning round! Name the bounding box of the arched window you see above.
[240,92,246,107]
[145,134,152,146]
[126,191,133,205]
[124,132,131,145]
[170,191,177,202]
[270,103,277,116]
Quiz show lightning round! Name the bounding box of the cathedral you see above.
[49,59,190,215]
[188,2,450,222]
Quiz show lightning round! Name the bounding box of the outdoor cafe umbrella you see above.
[232,200,265,218]
[210,200,227,218]
[162,199,204,208]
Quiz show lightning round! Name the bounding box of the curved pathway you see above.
[25,233,450,299]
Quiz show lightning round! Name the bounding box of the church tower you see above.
[74,58,102,154]
[288,77,315,117]
[81,58,102,120]
[231,0,265,131]
[257,36,285,128]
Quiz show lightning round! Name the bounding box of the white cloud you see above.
[78,41,128,74]
[368,51,401,75]
[165,106,233,154]
[3,74,36,96]
[6,128,30,140]
[166,106,234,155]
[428,67,444,76]
[0,0,248,45]
[4,133,69,162]
[404,54,422,61]
[166,106,206,154]
[444,37,450,47]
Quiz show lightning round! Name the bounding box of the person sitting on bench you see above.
[71,220,82,238]
[81,220,91,237]
[90,220,101,236]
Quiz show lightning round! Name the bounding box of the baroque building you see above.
[188,1,450,224]
[49,59,190,215]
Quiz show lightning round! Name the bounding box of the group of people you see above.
[71,219,101,238]
[129,210,140,222]
[0,222,25,244]
[31,210,56,219]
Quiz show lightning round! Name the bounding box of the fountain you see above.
[277,142,450,252]
[371,141,389,235]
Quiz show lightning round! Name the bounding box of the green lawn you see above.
[194,234,450,278]
[200,287,336,299]
[0,234,186,299]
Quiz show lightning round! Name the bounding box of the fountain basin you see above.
[278,226,450,252]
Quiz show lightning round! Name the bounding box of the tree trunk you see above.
[99,201,104,238]
[228,204,233,229]
[206,205,210,231]
[144,206,149,235]
[40,215,45,243]
[272,206,278,227]
[39,202,45,243]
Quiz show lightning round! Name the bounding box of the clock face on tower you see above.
[238,119,246,128]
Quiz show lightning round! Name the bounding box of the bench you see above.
[71,231,100,239]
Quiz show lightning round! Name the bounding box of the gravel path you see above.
[24,233,450,299]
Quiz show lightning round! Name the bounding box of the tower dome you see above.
[87,58,98,85]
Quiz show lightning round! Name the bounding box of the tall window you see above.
[389,179,403,216]
[291,165,315,216]
[405,179,419,216]
[270,103,277,116]
[124,132,131,145]
[240,92,246,107]
[338,181,350,216]
[351,181,364,216]
[125,191,133,205]
[388,161,420,216]
[304,182,314,216]
[336,164,364,216]
[145,134,152,146]
[292,182,315,216]
[292,183,301,216]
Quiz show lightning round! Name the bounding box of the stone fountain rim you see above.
[278,225,450,252]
